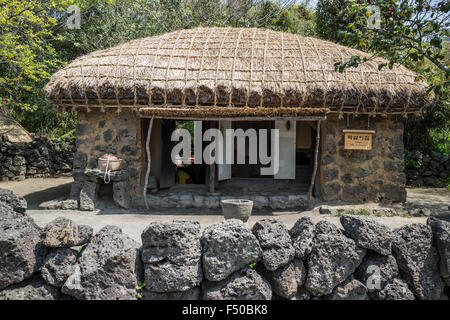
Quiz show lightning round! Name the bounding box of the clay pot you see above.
[220,199,253,223]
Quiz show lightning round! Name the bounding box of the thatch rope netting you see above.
[45,27,432,117]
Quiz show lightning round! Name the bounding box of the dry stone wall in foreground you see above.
[0,188,449,300]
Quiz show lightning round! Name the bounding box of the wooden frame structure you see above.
[141,114,324,204]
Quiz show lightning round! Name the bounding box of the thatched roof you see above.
[45,27,432,117]
[0,108,32,143]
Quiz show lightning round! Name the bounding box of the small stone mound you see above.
[39,198,78,210]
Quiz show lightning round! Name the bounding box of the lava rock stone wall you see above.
[72,109,143,204]
[1,188,448,300]
[406,150,449,188]
[319,114,407,203]
[0,137,74,181]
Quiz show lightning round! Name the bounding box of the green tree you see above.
[252,1,317,35]
[332,0,448,86]
[316,0,352,42]
[2,0,319,138]
[316,0,449,155]
[0,0,81,137]
[0,0,67,111]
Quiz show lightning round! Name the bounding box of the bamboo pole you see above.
[143,117,154,209]
[307,120,321,208]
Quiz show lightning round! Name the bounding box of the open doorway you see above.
[295,121,316,187]
[231,121,273,179]
[217,120,315,192]
[173,120,206,186]
[142,118,207,192]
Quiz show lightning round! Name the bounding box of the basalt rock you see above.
[62,225,139,300]
[0,275,60,300]
[340,215,393,255]
[392,223,444,300]
[202,267,272,300]
[252,219,295,271]
[0,138,73,182]
[324,277,368,300]
[79,181,98,211]
[43,217,92,248]
[141,220,202,293]
[354,252,399,293]
[427,217,450,286]
[305,221,366,296]
[0,203,46,290]
[41,248,78,287]
[371,278,415,300]
[289,217,315,259]
[258,259,306,299]
[0,188,27,213]
[202,219,262,282]
[142,287,201,300]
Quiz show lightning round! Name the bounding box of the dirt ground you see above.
[1,177,449,243]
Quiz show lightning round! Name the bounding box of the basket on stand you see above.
[98,154,123,172]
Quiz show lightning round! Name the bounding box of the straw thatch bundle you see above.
[45,27,432,117]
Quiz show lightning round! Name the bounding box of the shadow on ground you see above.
[23,182,72,209]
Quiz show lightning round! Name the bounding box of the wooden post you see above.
[208,121,216,193]
[307,120,321,208]
[143,117,154,209]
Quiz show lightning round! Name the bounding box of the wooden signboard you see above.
[343,129,375,150]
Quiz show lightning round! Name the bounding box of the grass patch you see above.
[400,211,412,218]
[336,208,371,216]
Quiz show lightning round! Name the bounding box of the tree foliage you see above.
[0,0,67,110]
[0,0,316,137]
[316,0,449,154]
[1,0,447,156]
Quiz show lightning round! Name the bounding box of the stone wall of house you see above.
[1,188,448,300]
[72,109,143,205]
[319,114,406,203]
[0,137,74,181]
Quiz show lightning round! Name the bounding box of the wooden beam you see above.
[143,117,154,209]
[140,115,327,121]
[307,120,321,208]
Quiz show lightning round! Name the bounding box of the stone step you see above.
[145,193,313,210]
